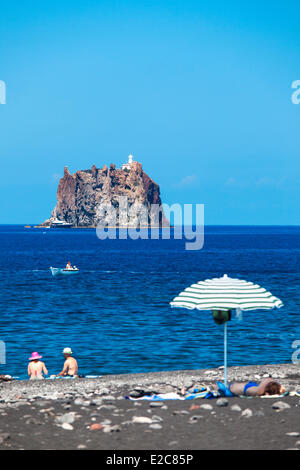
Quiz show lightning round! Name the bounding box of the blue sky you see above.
[0,0,299,224]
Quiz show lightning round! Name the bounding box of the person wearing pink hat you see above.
[28,352,48,380]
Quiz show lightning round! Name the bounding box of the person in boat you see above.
[215,377,285,397]
[28,352,48,380]
[57,347,78,377]
[65,261,72,270]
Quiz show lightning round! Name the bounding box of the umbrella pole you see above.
[224,322,227,386]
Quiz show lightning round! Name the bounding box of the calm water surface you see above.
[0,225,299,379]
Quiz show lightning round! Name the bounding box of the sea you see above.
[0,225,299,379]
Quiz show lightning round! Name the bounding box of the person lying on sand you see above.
[57,347,78,377]
[215,377,285,397]
[0,375,13,382]
[28,352,48,380]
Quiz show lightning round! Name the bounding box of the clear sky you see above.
[0,0,299,224]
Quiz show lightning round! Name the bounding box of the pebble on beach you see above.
[216,398,228,407]
[61,423,74,431]
[102,425,122,433]
[241,408,253,418]
[0,363,299,450]
[132,416,153,424]
[272,401,291,411]
[200,404,213,411]
[231,404,242,412]
[90,423,103,431]
[149,424,162,430]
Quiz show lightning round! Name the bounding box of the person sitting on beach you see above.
[28,352,48,380]
[65,261,72,270]
[57,347,78,377]
[215,377,285,397]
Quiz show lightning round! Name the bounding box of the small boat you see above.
[50,219,73,228]
[50,266,79,276]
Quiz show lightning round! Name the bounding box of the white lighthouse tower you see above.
[121,154,135,170]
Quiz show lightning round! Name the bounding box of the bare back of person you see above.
[63,356,78,376]
[28,360,48,380]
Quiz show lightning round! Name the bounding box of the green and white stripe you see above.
[170,274,283,311]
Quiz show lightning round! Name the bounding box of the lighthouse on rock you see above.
[121,154,135,171]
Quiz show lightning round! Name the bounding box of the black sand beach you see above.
[0,364,299,451]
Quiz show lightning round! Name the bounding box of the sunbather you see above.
[57,347,78,377]
[215,377,285,397]
[28,352,48,380]
[0,374,13,382]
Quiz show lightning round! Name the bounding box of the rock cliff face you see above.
[43,162,169,227]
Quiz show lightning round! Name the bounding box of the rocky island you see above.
[41,155,169,228]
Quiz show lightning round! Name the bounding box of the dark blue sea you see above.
[0,225,299,379]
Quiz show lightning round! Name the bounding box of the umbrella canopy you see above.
[170,274,283,386]
[170,274,283,311]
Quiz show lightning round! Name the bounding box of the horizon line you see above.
[0,224,299,228]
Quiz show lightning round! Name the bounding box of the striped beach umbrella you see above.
[170,274,283,385]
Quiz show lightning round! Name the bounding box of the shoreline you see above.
[0,363,299,450]
[3,362,300,388]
